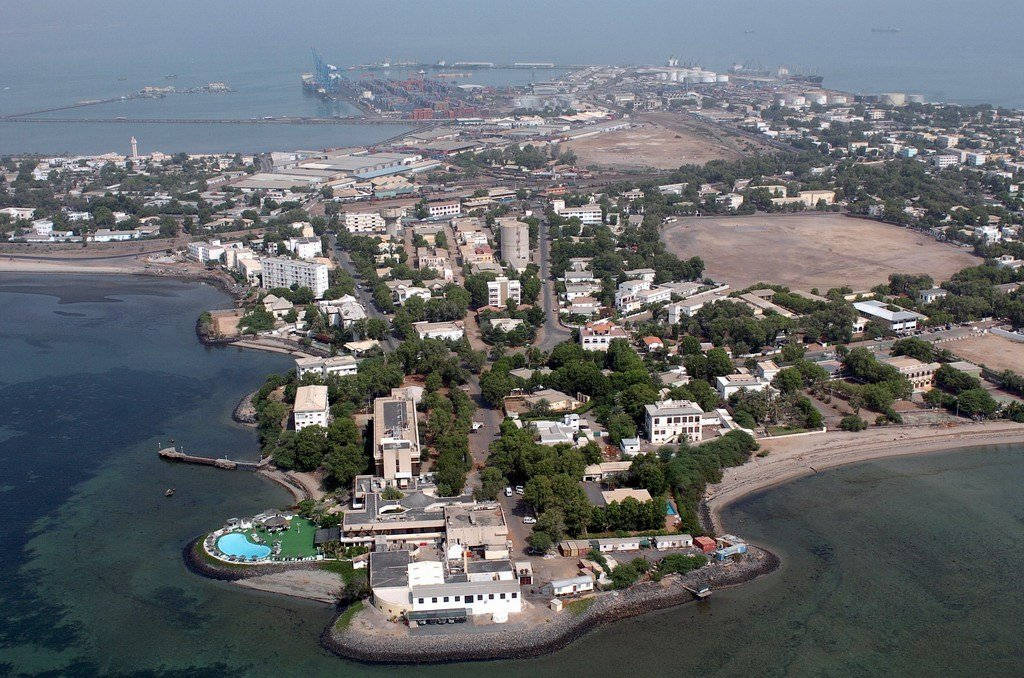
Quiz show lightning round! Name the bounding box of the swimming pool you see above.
[217,532,271,559]
[666,503,678,516]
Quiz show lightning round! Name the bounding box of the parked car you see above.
[522,516,537,524]
[472,421,483,431]
[515,485,524,495]
[504,487,513,497]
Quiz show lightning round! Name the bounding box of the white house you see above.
[293,385,329,431]
[579,320,628,351]
[544,575,595,597]
[644,399,704,444]
[716,374,770,399]
[413,321,465,341]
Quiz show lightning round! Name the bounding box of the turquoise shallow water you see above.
[1,273,1021,676]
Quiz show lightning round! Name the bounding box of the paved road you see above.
[327,232,398,351]
[534,216,571,353]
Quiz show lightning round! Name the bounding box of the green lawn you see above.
[334,601,365,630]
[565,597,596,616]
[242,517,318,558]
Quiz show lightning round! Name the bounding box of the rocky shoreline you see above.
[321,546,779,664]
[232,390,258,426]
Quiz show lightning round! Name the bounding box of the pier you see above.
[681,585,712,599]
[158,446,261,471]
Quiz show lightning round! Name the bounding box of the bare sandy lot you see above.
[209,309,243,336]
[947,333,1024,373]
[663,214,980,290]
[565,123,743,170]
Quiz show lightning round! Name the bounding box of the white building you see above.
[343,212,386,233]
[260,256,330,299]
[853,300,926,333]
[645,399,704,444]
[428,200,461,219]
[932,154,960,169]
[285,236,323,259]
[716,374,770,399]
[579,320,628,351]
[551,199,602,225]
[544,575,595,597]
[296,355,358,379]
[293,385,329,431]
[394,285,433,304]
[413,321,465,341]
[187,240,226,263]
[487,276,522,307]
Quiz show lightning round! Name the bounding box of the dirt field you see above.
[209,309,242,336]
[565,122,745,170]
[662,214,980,290]
[947,333,1024,373]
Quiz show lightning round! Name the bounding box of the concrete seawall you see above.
[321,546,779,664]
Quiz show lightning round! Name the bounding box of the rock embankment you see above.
[232,390,258,426]
[322,546,779,664]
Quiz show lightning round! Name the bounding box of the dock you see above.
[681,585,712,599]
[158,446,261,471]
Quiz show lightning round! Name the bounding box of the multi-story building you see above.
[285,236,323,260]
[293,385,329,431]
[343,212,386,233]
[498,217,530,271]
[373,394,421,483]
[259,256,329,298]
[551,199,602,225]
[187,240,226,263]
[644,399,704,444]
[883,356,939,392]
[428,200,461,219]
[295,355,359,379]
[487,276,521,307]
[579,319,628,351]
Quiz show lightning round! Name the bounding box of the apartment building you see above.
[551,199,602,225]
[487,276,521,307]
[343,211,386,233]
[373,394,421,482]
[259,256,330,298]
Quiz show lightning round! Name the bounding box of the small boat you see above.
[165,488,175,497]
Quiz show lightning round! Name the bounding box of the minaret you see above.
[130,136,139,160]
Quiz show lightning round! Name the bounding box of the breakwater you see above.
[321,546,779,664]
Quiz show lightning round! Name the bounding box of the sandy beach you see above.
[706,421,1024,532]
[0,257,146,274]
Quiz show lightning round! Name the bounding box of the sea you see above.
[3,1,1024,154]
[1,272,1022,677]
